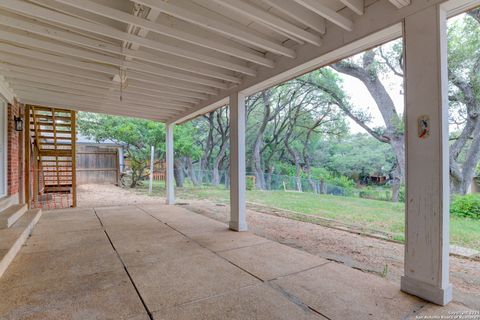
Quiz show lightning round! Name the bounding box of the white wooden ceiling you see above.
[0,0,408,122]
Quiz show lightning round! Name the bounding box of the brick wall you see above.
[7,100,21,196]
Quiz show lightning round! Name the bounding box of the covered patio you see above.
[1,0,480,315]
[0,205,469,319]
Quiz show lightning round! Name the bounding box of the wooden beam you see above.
[9,81,199,107]
[0,29,228,89]
[14,88,190,111]
[1,65,201,103]
[71,110,76,207]
[263,0,326,34]
[24,104,30,208]
[0,0,257,76]
[0,44,216,95]
[401,5,451,305]
[388,0,411,8]
[212,0,322,46]
[23,99,168,122]
[135,0,296,58]
[20,94,181,116]
[293,0,354,31]
[340,0,364,15]
[0,12,248,81]
[53,0,274,68]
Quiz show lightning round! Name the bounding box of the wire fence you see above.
[138,169,395,201]
[178,170,358,197]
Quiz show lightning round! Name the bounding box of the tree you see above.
[77,112,201,188]
[327,41,405,201]
[172,123,203,187]
[77,112,164,187]
[448,9,480,194]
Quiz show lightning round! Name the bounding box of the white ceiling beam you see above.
[293,0,354,31]
[0,52,209,100]
[263,0,326,34]
[0,13,244,82]
[212,0,322,46]
[388,0,411,8]
[0,0,256,76]
[340,0,364,15]
[16,90,185,115]
[22,98,168,122]
[126,71,216,95]
[18,94,181,118]
[7,77,199,105]
[2,71,192,108]
[0,29,228,89]
[135,0,296,58]
[0,69,111,90]
[10,81,190,109]
[0,44,216,95]
[52,0,274,68]
[0,62,201,104]
[8,79,198,106]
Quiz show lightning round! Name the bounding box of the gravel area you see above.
[77,184,480,310]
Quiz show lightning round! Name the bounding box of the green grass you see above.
[136,181,480,250]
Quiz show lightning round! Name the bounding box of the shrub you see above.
[450,194,480,220]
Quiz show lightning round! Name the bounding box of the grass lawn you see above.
[137,182,480,250]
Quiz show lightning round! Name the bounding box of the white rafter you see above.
[212,0,322,46]
[134,0,297,58]
[0,0,256,76]
[293,0,354,31]
[263,0,326,34]
[0,29,229,89]
[52,0,274,68]
[340,0,364,15]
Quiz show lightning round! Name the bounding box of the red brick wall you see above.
[7,100,21,196]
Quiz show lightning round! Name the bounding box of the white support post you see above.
[166,123,175,205]
[401,4,452,306]
[229,91,247,231]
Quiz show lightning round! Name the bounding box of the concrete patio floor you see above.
[0,204,474,320]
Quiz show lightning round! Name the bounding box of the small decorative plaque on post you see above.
[418,115,430,139]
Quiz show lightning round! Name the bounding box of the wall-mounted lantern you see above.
[14,116,23,132]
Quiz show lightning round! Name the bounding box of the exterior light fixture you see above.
[14,116,23,132]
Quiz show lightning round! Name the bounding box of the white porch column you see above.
[401,4,452,306]
[166,123,175,205]
[229,91,247,231]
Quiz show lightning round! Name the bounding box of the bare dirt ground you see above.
[77,184,165,208]
[77,184,480,310]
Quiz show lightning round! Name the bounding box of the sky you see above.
[339,13,466,135]
[338,71,405,134]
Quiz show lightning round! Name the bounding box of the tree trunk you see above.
[390,135,405,202]
[185,157,199,186]
[174,158,185,187]
[251,91,271,190]
[265,165,274,190]
[212,142,228,186]
[320,180,327,194]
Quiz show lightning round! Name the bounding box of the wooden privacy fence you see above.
[76,145,119,185]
